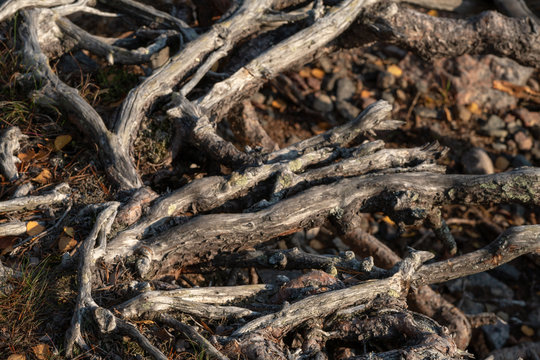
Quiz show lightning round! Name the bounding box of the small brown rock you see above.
[495,156,510,171]
[457,105,472,122]
[514,131,533,151]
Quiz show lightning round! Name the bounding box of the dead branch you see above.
[18,9,142,189]
[111,168,540,276]
[0,183,69,213]
[0,0,73,23]
[0,221,27,237]
[412,225,540,286]
[158,314,230,360]
[356,2,540,67]
[114,284,275,319]
[232,250,433,337]
[65,202,121,357]
[343,229,472,349]
[0,126,26,181]
[56,16,169,65]
[197,0,379,121]
[113,0,278,150]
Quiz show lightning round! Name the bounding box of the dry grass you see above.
[0,260,54,358]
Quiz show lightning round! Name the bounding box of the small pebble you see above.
[461,148,494,174]
[312,93,334,113]
[512,154,532,167]
[376,71,395,89]
[514,131,533,151]
[336,100,360,120]
[336,77,356,101]
[494,156,510,171]
[457,105,472,122]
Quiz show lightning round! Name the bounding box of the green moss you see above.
[229,172,248,187]
[289,158,303,172]
[278,173,293,188]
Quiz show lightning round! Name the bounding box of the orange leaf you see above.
[387,64,402,77]
[360,90,372,98]
[467,102,482,115]
[63,226,75,237]
[311,68,325,80]
[32,169,52,184]
[58,235,77,252]
[299,68,311,78]
[521,325,535,337]
[427,9,438,17]
[54,134,72,151]
[271,99,287,111]
[32,344,51,360]
[26,221,45,236]
[8,355,26,360]
[18,150,36,162]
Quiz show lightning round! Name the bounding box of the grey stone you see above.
[461,148,494,174]
[489,264,520,282]
[312,93,334,113]
[336,101,360,120]
[481,115,507,137]
[446,272,514,299]
[335,77,356,101]
[377,71,395,89]
[251,92,266,104]
[414,107,439,119]
[482,322,510,350]
[492,142,507,152]
[381,91,395,104]
[512,154,532,167]
[457,105,472,122]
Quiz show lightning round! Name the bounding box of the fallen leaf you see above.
[63,226,75,237]
[360,90,372,98]
[387,64,403,77]
[54,134,72,151]
[17,150,36,162]
[521,325,535,337]
[7,354,26,360]
[26,221,45,236]
[58,235,77,252]
[0,236,17,255]
[32,343,51,360]
[32,169,52,184]
[311,68,325,80]
[271,99,287,111]
[467,102,482,115]
[299,68,311,78]
[427,9,438,17]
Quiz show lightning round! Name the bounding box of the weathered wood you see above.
[0,183,69,213]
[0,127,26,181]
[354,2,540,67]
[18,9,142,189]
[108,168,540,276]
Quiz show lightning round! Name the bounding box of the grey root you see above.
[0,0,538,359]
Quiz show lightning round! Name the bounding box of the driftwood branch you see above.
[0,126,26,181]
[0,183,69,213]
[109,167,540,276]
[18,9,142,189]
[356,1,540,67]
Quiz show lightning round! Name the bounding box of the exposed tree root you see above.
[0,0,539,358]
